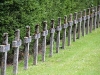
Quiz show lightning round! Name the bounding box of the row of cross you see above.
[0,5,100,75]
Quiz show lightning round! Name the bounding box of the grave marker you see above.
[24,26,31,70]
[33,25,40,65]
[50,19,55,57]
[90,7,94,32]
[82,9,86,36]
[78,11,82,39]
[0,33,10,75]
[56,17,61,53]
[86,8,90,34]
[73,12,78,42]
[41,21,48,61]
[94,6,97,30]
[62,16,68,49]
[68,14,73,46]
[12,29,22,75]
[97,5,100,28]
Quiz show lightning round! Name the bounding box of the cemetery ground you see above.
[6,27,100,75]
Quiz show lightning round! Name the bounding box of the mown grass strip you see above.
[6,28,100,75]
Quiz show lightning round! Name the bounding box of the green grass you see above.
[6,28,100,75]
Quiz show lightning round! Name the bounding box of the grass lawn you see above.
[6,28,100,75]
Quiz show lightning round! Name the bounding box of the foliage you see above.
[0,0,99,43]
